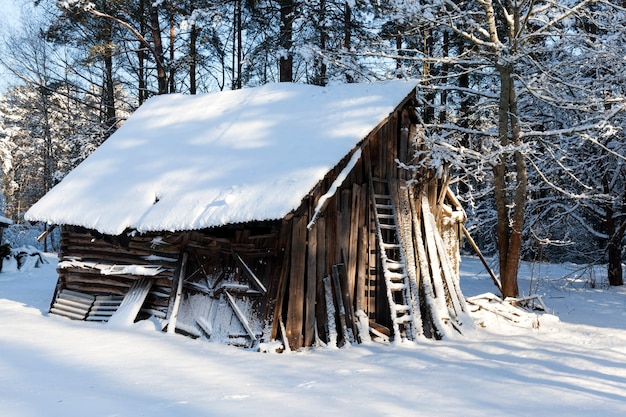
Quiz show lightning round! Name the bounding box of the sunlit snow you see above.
[25,81,418,235]
[1,255,626,416]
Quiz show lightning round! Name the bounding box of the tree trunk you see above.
[233,0,242,89]
[189,22,197,94]
[494,62,524,298]
[138,0,147,103]
[343,2,352,83]
[103,51,116,131]
[169,0,176,93]
[439,30,449,124]
[316,0,327,86]
[604,176,625,286]
[607,237,623,286]
[279,0,294,82]
[148,2,168,94]
[423,29,434,123]
[96,1,117,131]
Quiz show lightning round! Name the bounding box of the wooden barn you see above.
[25,80,471,350]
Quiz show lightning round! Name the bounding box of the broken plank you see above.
[323,275,338,348]
[108,277,154,327]
[167,252,188,333]
[224,290,257,342]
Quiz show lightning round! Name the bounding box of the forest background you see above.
[2,0,626,298]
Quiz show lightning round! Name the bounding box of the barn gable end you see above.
[28,81,470,349]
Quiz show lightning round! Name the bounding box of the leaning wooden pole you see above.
[461,225,503,294]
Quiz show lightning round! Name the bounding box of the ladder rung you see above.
[395,315,412,324]
[386,272,405,281]
[394,304,410,313]
[388,282,405,291]
[376,204,394,210]
[377,214,395,219]
[382,243,401,249]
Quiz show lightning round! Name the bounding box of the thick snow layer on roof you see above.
[0,215,12,225]
[25,80,417,235]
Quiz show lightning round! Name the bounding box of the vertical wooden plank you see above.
[286,215,307,349]
[304,219,317,347]
[166,248,187,322]
[398,109,410,180]
[315,216,327,343]
[370,131,382,179]
[367,185,378,321]
[379,128,387,179]
[167,252,188,333]
[387,114,394,165]
[361,139,372,180]
[388,118,396,179]
[337,262,358,342]
[266,219,292,342]
[340,188,352,263]
[326,197,338,269]
[331,264,353,345]
[352,149,364,185]
[354,184,368,312]
[347,184,361,303]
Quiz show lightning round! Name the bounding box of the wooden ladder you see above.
[370,177,417,341]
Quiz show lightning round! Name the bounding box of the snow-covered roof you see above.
[0,215,12,226]
[25,80,418,235]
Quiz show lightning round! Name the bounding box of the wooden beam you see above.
[267,219,292,341]
[286,215,307,349]
[462,224,502,293]
[304,218,318,347]
[233,251,267,294]
[167,252,188,333]
[347,184,361,303]
[315,216,327,344]
[224,290,257,342]
[354,183,368,313]
[336,263,357,344]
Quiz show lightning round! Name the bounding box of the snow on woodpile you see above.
[25,80,417,235]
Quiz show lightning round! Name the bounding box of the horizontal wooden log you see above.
[59,266,173,284]
[61,241,181,259]
[50,307,88,320]
[60,249,180,266]
[62,281,127,296]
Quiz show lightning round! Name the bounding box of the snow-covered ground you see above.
[1,254,625,417]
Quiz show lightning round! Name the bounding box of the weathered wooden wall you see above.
[56,222,281,333]
[57,228,182,319]
[270,97,423,349]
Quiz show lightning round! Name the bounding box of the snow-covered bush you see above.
[2,222,60,252]
[0,244,47,273]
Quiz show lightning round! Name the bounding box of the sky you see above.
[0,0,33,92]
[0,0,21,29]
